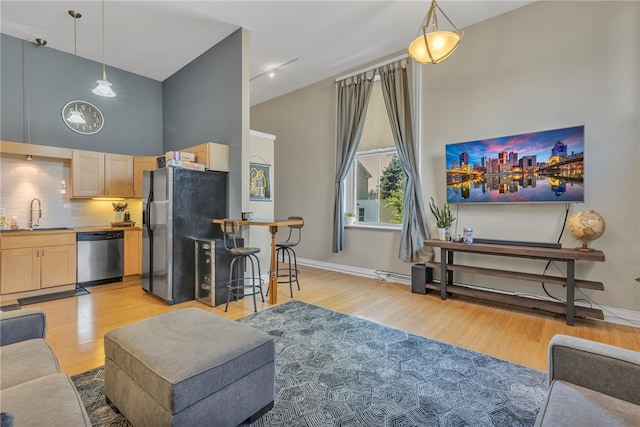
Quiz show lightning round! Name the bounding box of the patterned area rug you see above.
[72,300,546,426]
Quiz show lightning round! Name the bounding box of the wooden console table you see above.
[421,240,605,325]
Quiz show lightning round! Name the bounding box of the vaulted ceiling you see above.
[1,1,535,106]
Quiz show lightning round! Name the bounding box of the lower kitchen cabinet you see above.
[124,229,142,276]
[40,245,77,288]
[1,248,40,293]
[0,233,76,295]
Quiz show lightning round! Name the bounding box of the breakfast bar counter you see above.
[213,218,304,305]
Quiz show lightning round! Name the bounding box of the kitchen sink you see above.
[1,227,74,233]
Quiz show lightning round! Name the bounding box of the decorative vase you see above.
[114,212,124,222]
[437,227,447,240]
[345,216,356,226]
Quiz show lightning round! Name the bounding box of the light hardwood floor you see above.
[12,265,640,375]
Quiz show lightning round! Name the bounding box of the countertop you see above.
[0,226,142,237]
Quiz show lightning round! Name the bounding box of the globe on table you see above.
[567,210,606,251]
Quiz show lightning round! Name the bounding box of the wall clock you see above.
[61,100,104,134]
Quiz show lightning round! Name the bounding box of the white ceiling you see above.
[1,1,535,106]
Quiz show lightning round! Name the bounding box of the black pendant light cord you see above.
[101,0,106,76]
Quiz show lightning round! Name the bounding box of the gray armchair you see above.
[0,308,91,426]
[0,307,47,346]
[535,334,640,426]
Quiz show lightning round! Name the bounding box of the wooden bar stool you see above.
[269,216,304,298]
[221,219,264,312]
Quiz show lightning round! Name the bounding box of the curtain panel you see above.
[377,62,431,262]
[332,72,375,253]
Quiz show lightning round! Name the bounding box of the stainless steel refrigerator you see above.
[142,167,227,304]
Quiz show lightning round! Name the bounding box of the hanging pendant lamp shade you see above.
[408,0,463,64]
[93,71,115,97]
[68,10,86,125]
[67,108,86,124]
[93,0,115,97]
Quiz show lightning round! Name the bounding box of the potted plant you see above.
[112,202,128,222]
[344,211,356,226]
[428,197,455,240]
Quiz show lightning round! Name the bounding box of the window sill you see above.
[345,223,402,231]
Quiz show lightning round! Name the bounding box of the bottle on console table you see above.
[463,228,473,244]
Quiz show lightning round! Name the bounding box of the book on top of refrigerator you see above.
[165,159,205,171]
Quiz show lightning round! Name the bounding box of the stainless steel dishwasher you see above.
[76,231,124,287]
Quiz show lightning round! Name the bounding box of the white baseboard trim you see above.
[600,306,640,327]
[297,258,411,285]
[297,258,639,328]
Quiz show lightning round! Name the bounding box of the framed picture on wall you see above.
[249,162,271,201]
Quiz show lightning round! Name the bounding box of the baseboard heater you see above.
[473,238,561,249]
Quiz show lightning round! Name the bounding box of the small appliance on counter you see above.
[111,211,135,227]
[110,221,136,227]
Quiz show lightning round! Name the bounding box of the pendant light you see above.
[93,0,116,97]
[24,38,47,161]
[408,0,463,64]
[68,10,86,125]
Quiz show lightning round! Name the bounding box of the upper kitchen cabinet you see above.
[71,150,133,198]
[133,156,158,198]
[71,150,105,197]
[181,142,229,172]
[106,154,134,197]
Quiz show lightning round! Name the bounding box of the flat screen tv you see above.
[445,125,585,204]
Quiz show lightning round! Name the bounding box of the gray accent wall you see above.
[1,33,163,155]
[251,1,640,312]
[1,29,248,217]
[163,29,248,217]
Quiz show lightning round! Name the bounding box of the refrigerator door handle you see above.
[144,199,151,229]
[147,199,154,231]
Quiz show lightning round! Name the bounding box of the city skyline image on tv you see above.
[445,125,585,204]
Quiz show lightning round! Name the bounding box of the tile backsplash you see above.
[0,154,141,229]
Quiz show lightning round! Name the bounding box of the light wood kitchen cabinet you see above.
[71,150,105,197]
[0,233,76,295]
[181,142,229,172]
[124,229,142,276]
[71,150,134,198]
[0,248,40,293]
[106,154,134,197]
[133,156,157,198]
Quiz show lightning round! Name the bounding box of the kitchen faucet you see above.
[29,198,42,229]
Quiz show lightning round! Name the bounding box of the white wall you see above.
[251,69,411,277]
[251,1,640,314]
[419,1,639,311]
[0,154,141,229]
[248,130,276,268]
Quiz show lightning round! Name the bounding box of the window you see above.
[345,79,405,226]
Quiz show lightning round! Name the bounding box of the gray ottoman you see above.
[104,308,275,427]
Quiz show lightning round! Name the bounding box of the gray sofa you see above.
[0,308,91,426]
[535,334,640,426]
